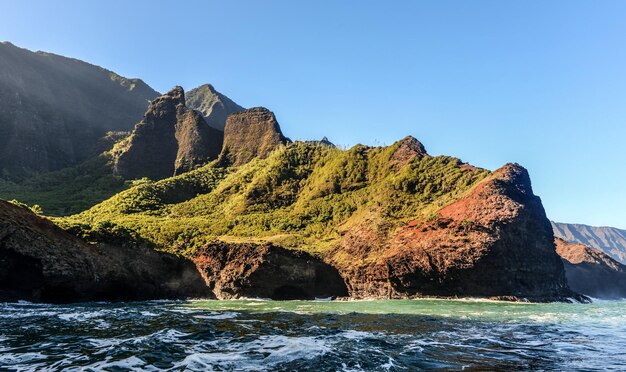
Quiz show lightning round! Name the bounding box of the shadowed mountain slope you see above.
[552,222,626,264]
[0,41,159,179]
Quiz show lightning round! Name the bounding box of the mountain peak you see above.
[114,88,222,180]
[186,84,244,131]
[165,86,185,105]
[219,107,287,166]
[389,136,427,169]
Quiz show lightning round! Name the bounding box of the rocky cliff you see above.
[191,242,348,300]
[72,135,585,302]
[218,107,288,166]
[0,200,210,302]
[186,84,244,131]
[114,87,223,180]
[0,42,159,179]
[329,164,582,302]
[552,222,626,264]
[555,238,626,299]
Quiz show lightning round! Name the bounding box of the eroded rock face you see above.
[186,84,244,131]
[114,87,223,180]
[329,164,584,302]
[556,238,626,299]
[219,107,288,166]
[191,242,348,300]
[0,200,210,303]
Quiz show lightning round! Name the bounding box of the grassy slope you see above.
[0,154,129,216]
[62,140,490,256]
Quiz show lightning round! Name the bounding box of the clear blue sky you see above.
[1,1,625,228]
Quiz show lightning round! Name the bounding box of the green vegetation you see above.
[0,154,129,216]
[61,140,490,255]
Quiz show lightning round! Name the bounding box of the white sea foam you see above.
[340,330,375,340]
[173,334,331,370]
[194,311,239,320]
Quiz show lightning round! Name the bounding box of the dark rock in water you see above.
[0,42,159,180]
[329,163,586,302]
[114,86,223,180]
[218,107,288,166]
[0,200,210,303]
[191,242,349,300]
[556,238,626,299]
[186,84,244,131]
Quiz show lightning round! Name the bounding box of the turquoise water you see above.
[1,299,625,370]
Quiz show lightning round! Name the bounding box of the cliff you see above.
[68,137,583,302]
[0,200,210,303]
[555,238,626,299]
[329,164,580,302]
[114,87,223,180]
[218,107,288,166]
[191,242,348,300]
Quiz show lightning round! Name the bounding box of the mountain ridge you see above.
[0,41,159,179]
[552,222,626,264]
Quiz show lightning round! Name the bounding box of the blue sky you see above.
[1,1,625,228]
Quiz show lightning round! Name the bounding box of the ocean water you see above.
[0,299,625,371]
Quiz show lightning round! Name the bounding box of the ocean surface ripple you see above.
[0,299,625,371]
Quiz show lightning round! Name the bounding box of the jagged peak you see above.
[165,86,185,105]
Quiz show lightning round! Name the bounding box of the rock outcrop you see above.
[552,222,626,264]
[0,42,159,179]
[389,136,428,169]
[218,107,288,166]
[329,163,584,302]
[186,84,244,131]
[555,238,626,299]
[0,200,210,303]
[114,87,223,180]
[191,242,348,300]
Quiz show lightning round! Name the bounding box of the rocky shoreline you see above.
[0,168,591,304]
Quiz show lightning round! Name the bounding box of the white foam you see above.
[194,311,239,320]
[173,334,331,370]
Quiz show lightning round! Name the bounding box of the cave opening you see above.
[272,285,310,300]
